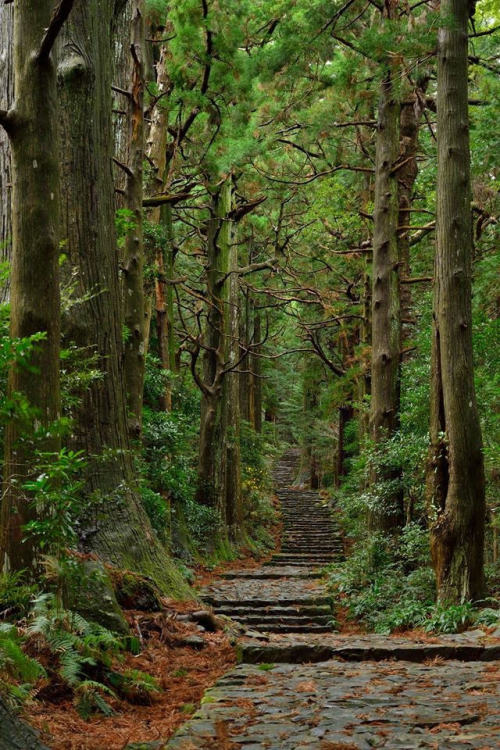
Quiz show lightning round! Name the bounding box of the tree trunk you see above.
[336,404,353,486]
[253,309,263,433]
[145,43,175,411]
[0,2,13,303]
[369,60,403,531]
[56,0,187,595]
[0,0,64,572]
[221,214,242,537]
[196,178,241,534]
[122,1,146,438]
[197,180,231,514]
[239,289,252,424]
[155,204,176,412]
[0,697,48,750]
[427,0,485,603]
[397,79,427,344]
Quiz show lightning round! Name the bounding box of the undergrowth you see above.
[0,588,158,718]
[328,527,500,634]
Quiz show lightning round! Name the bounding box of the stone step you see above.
[205,596,331,608]
[224,614,333,627]
[279,549,340,555]
[240,637,500,664]
[219,568,320,579]
[213,605,332,617]
[270,552,333,564]
[280,544,341,549]
[252,624,334,633]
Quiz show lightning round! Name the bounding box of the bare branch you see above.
[38,0,75,61]
[143,187,196,207]
[112,157,134,178]
[228,196,266,221]
[400,276,433,284]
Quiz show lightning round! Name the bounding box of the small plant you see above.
[0,571,36,620]
[23,448,85,559]
[424,602,475,634]
[0,623,46,706]
[172,667,189,677]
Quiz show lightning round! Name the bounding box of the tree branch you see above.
[38,0,75,61]
[143,188,195,207]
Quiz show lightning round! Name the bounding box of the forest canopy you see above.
[0,0,498,742]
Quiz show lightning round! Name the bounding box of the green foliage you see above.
[424,603,474,634]
[329,528,436,634]
[0,571,36,620]
[115,208,136,249]
[25,593,159,717]
[0,623,46,694]
[23,449,86,559]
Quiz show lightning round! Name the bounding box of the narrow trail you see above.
[166,452,500,749]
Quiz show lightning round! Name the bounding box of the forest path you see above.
[202,449,343,634]
[165,452,500,749]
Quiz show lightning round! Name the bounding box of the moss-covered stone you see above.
[111,570,163,611]
[67,560,128,634]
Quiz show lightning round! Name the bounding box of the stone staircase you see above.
[202,450,343,634]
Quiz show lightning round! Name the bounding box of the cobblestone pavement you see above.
[165,453,500,749]
[166,660,500,749]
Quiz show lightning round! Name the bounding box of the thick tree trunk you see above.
[221,219,242,537]
[196,185,228,511]
[0,697,48,750]
[427,0,485,603]
[1,0,63,572]
[397,80,427,342]
[122,1,146,438]
[369,64,403,531]
[56,0,187,595]
[0,3,13,303]
[155,204,176,412]
[197,178,241,533]
[145,44,175,411]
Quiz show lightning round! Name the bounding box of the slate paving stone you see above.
[166,660,500,748]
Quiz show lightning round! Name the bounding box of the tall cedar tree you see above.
[56,0,186,594]
[369,1,404,530]
[427,0,486,602]
[0,0,74,572]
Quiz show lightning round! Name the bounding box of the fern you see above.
[0,624,46,683]
[74,680,116,719]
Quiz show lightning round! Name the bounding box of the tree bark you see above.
[253,309,263,433]
[0,697,48,750]
[1,0,64,572]
[0,2,13,303]
[56,0,187,594]
[122,1,146,438]
[427,0,485,603]
[197,181,231,511]
[336,404,354,486]
[221,220,242,538]
[197,178,242,533]
[145,43,175,411]
[369,58,404,531]
[397,79,428,344]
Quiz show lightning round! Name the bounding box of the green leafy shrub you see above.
[424,603,475,634]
